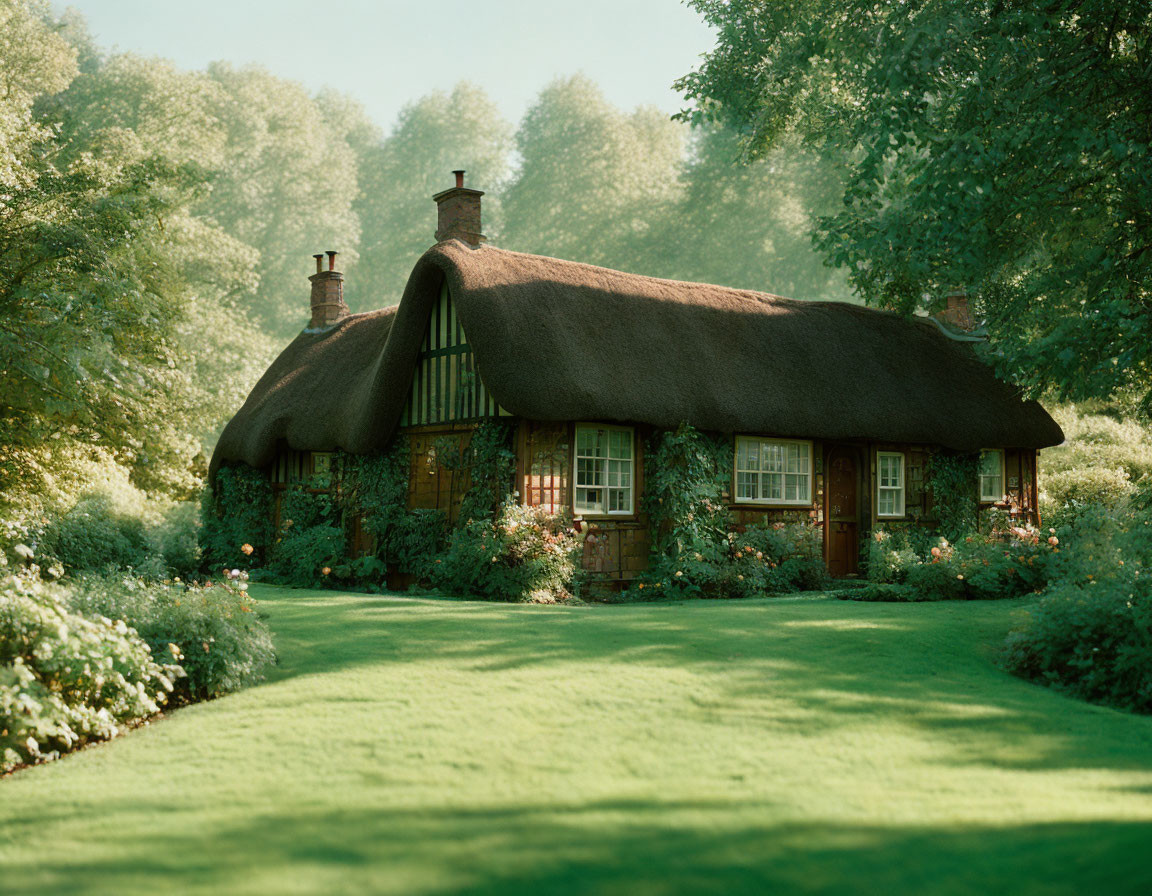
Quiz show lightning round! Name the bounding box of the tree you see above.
[353,83,512,307]
[206,63,366,338]
[677,0,1152,408]
[501,75,685,272]
[656,125,854,301]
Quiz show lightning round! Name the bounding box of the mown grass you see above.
[2,586,1152,895]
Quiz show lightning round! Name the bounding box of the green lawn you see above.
[3,587,1152,895]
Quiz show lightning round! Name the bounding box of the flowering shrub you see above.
[432,502,580,602]
[1,572,181,774]
[867,529,921,584]
[714,521,827,598]
[67,573,275,702]
[862,524,1059,601]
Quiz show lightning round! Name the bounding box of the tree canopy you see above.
[677,0,1152,408]
[0,0,853,511]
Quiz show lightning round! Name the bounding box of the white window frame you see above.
[979,449,1005,503]
[573,424,634,516]
[733,437,813,506]
[876,451,906,518]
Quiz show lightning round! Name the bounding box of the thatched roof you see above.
[213,241,1063,470]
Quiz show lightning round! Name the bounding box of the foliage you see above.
[864,525,1059,601]
[501,75,685,270]
[453,420,518,524]
[926,452,981,542]
[355,83,512,306]
[1,571,180,773]
[678,0,1152,408]
[1039,403,1152,526]
[432,502,580,603]
[654,125,854,301]
[199,464,273,572]
[340,445,447,581]
[67,573,275,703]
[627,424,825,600]
[267,485,345,588]
[1003,575,1152,713]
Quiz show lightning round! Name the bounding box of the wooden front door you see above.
[825,446,860,577]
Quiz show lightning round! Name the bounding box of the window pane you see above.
[741,440,759,471]
[762,443,783,472]
[577,427,604,457]
[575,488,602,513]
[736,472,758,500]
[576,457,603,487]
[609,429,631,459]
[764,473,783,500]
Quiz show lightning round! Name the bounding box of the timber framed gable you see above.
[399,280,510,427]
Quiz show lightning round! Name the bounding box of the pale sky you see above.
[61,0,716,132]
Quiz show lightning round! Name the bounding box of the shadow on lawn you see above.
[7,797,1152,895]
[259,591,1152,778]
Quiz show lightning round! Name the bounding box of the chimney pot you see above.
[326,250,337,271]
[313,253,324,274]
[939,287,974,331]
[432,171,485,247]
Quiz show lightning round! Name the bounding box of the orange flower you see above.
[240,543,254,556]
[931,547,941,558]
[1048,536,1059,546]
[322,566,331,576]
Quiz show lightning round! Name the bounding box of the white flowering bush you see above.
[67,572,274,702]
[1,572,181,774]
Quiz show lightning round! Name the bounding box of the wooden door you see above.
[825,446,859,577]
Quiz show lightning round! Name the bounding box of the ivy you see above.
[199,464,273,571]
[267,485,345,587]
[453,420,517,524]
[339,444,446,581]
[927,451,981,542]
[632,423,825,599]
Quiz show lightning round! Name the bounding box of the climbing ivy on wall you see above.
[267,484,345,587]
[340,442,447,580]
[200,464,274,571]
[927,451,982,541]
[453,420,517,524]
[631,424,825,600]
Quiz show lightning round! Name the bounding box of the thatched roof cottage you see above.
[215,172,1063,582]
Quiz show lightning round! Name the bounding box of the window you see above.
[734,437,812,504]
[877,451,905,517]
[980,449,1004,502]
[311,452,331,476]
[574,425,633,515]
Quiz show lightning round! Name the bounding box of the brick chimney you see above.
[938,287,974,331]
[308,250,349,330]
[432,170,485,246]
